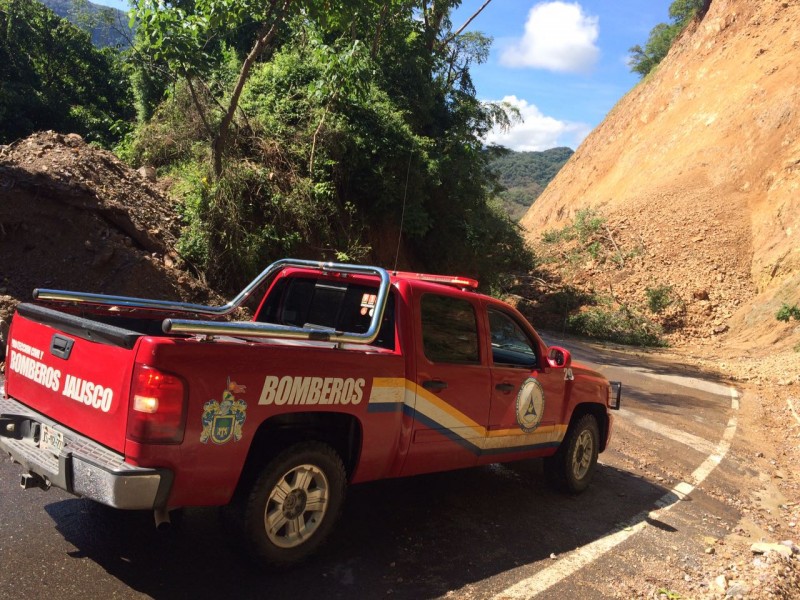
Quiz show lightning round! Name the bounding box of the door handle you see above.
[495,383,515,393]
[422,380,448,392]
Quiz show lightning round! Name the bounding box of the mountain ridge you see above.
[39,0,130,48]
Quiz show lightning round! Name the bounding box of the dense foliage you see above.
[489,147,573,220]
[629,0,710,77]
[1,0,535,293]
[0,0,133,145]
[123,0,534,292]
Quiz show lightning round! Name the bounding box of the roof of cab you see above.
[390,271,479,291]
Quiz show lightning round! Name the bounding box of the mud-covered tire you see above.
[242,441,346,568]
[544,413,600,494]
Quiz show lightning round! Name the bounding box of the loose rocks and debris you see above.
[0,131,216,322]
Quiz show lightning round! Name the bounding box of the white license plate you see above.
[39,424,64,456]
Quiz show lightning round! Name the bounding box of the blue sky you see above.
[451,0,674,150]
[95,0,673,150]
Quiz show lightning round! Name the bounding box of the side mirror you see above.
[547,346,572,369]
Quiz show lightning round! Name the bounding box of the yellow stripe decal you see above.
[367,377,567,451]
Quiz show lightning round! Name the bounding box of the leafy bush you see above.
[646,285,675,313]
[776,303,800,322]
[573,208,605,243]
[541,208,605,245]
[567,303,665,347]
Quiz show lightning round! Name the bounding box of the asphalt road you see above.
[0,339,741,599]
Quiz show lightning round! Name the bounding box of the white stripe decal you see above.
[367,378,407,405]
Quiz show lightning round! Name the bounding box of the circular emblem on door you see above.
[515,377,545,433]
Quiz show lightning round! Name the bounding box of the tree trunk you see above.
[211,0,288,178]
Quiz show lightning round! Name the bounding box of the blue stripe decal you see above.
[406,409,483,454]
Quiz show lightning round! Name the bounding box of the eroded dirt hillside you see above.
[521,0,800,353]
[0,131,216,324]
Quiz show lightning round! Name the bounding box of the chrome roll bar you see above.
[34,259,392,345]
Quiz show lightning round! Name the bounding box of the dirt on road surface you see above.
[582,342,800,599]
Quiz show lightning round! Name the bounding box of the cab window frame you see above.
[419,292,482,365]
[486,307,540,370]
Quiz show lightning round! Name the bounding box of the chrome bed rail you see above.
[33,259,391,345]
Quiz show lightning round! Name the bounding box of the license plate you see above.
[39,424,64,456]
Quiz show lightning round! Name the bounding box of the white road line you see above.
[493,387,739,600]
[617,408,718,455]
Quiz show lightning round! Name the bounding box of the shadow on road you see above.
[46,459,667,599]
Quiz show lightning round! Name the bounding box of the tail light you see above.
[127,364,187,444]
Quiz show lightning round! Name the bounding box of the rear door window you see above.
[256,277,395,350]
[420,294,480,364]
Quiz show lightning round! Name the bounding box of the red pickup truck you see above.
[0,259,620,566]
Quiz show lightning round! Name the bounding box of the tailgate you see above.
[5,303,142,453]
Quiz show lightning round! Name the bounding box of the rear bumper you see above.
[0,396,172,509]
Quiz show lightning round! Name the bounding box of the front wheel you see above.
[242,441,346,567]
[544,413,600,494]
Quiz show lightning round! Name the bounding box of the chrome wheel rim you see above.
[571,429,594,480]
[265,464,329,548]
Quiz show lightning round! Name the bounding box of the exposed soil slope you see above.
[0,131,215,324]
[522,0,800,353]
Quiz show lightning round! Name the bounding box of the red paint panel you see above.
[5,313,136,452]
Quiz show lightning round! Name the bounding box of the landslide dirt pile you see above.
[0,131,216,324]
[521,0,800,354]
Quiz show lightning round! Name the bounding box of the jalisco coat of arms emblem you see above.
[201,378,248,444]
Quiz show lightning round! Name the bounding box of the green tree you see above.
[132,0,304,177]
[129,0,531,291]
[629,0,709,77]
[0,0,133,145]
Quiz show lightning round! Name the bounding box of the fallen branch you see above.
[604,224,623,267]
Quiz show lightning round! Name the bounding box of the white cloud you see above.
[500,2,600,73]
[485,95,591,151]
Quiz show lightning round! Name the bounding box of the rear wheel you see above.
[242,441,346,567]
[544,413,599,494]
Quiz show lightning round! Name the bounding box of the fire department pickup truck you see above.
[0,259,621,566]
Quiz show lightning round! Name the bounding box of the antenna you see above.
[393,151,413,272]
